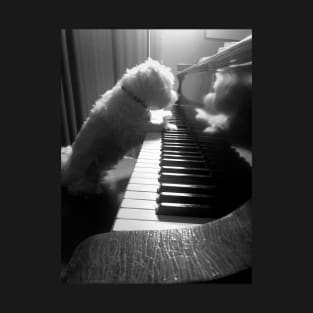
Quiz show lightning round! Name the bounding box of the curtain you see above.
[61,29,147,149]
[111,29,148,80]
[61,30,84,146]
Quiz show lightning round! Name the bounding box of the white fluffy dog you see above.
[62,58,178,196]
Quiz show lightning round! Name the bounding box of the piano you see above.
[62,35,252,284]
[112,103,251,231]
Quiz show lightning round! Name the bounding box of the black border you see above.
[4,4,304,312]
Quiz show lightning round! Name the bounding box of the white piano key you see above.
[120,198,157,210]
[129,177,159,185]
[138,149,160,154]
[124,191,158,201]
[141,139,161,146]
[130,167,160,174]
[112,219,203,231]
[139,149,161,153]
[140,149,161,154]
[136,159,160,165]
[135,163,160,169]
[137,154,161,160]
[137,153,161,159]
[126,183,159,192]
[140,147,161,151]
[140,142,161,148]
[131,172,159,179]
[116,209,158,221]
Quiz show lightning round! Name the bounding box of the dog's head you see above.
[121,58,177,110]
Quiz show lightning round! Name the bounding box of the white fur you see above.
[61,59,177,196]
[195,107,229,133]
[195,64,252,146]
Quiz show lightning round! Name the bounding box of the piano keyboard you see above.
[112,104,251,231]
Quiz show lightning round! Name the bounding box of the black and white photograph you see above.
[60,29,252,284]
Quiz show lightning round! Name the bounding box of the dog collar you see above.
[121,85,148,110]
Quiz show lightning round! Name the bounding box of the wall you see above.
[150,29,252,103]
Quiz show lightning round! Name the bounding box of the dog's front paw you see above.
[165,123,178,131]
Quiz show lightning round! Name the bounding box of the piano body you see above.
[62,35,252,284]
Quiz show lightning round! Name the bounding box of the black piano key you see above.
[161,158,206,167]
[163,141,196,146]
[156,202,218,217]
[157,192,214,205]
[162,150,201,155]
[168,132,189,136]
[160,166,210,174]
[161,153,204,159]
[163,134,191,137]
[162,145,198,151]
[162,140,194,146]
[162,137,194,141]
[159,172,213,184]
[160,159,206,168]
[164,130,189,134]
[163,137,193,141]
[163,132,192,135]
[163,141,195,146]
[158,182,216,193]
[163,134,192,137]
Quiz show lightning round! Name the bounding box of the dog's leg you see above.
[65,154,110,196]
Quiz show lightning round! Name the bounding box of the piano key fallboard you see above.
[112,104,252,231]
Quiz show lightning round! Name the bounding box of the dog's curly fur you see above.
[61,59,177,196]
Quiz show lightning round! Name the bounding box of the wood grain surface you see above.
[62,200,251,284]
